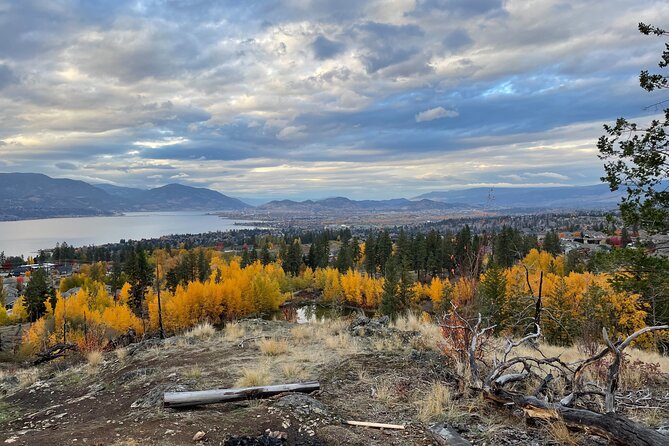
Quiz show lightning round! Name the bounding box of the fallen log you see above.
[164,381,320,408]
[485,389,668,446]
[344,420,405,430]
[33,343,78,365]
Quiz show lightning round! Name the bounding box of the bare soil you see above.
[0,319,665,445]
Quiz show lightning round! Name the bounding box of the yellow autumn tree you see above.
[341,269,363,305]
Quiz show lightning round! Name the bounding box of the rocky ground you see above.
[0,317,666,445]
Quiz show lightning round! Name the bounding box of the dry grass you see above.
[86,350,103,368]
[236,365,272,387]
[372,336,404,352]
[324,332,357,351]
[315,318,349,337]
[290,325,314,342]
[416,382,455,423]
[15,368,39,388]
[281,363,309,381]
[115,348,128,361]
[392,312,425,332]
[546,420,579,446]
[224,322,246,341]
[373,378,393,403]
[510,342,669,373]
[185,322,216,339]
[182,366,203,379]
[257,337,289,356]
[626,347,669,374]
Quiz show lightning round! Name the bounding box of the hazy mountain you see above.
[127,184,249,211]
[414,184,623,209]
[259,196,464,212]
[0,173,250,220]
[0,173,124,220]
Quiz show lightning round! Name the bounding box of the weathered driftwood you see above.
[344,420,405,430]
[164,381,320,408]
[33,343,78,365]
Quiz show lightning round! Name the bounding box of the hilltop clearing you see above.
[1,317,668,445]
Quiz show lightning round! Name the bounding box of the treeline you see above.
[14,224,668,353]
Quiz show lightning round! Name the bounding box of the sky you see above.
[0,0,668,201]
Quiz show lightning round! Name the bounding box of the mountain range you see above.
[0,173,248,220]
[258,197,463,213]
[413,184,623,209]
[0,172,624,221]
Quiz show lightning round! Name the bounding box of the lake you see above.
[0,212,257,257]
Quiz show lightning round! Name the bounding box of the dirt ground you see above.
[0,318,666,445]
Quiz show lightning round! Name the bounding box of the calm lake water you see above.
[0,212,257,257]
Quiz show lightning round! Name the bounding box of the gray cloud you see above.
[0,0,667,199]
[312,35,345,60]
[55,162,78,170]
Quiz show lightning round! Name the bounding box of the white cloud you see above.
[524,172,569,180]
[415,106,459,123]
[276,125,307,141]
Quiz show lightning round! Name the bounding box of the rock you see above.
[114,368,157,386]
[275,394,328,417]
[0,376,19,394]
[430,423,471,446]
[131,383,189,408]
[193,431,206,442]
[348,316,390,337]
[223,433,284,446]
[265,429,287,440]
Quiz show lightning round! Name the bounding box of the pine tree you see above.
[241,248,251,268]
[364,231,377,275]
[542,231,562,256]
[285,239,303,275]
[375,230,393,274]
[379,257,400,318]
[25,267,50,321]
[260,241,272,265]
[124,247,153,315]
[336,239,353,273]
[478,266,506,331]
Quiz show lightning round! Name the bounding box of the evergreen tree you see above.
[375,230,393,274]
[24,267,50,321]
[260,241,272,265]
[336,239,353,273]
[364,231,377,275]
[124,247,153,315]
[478,266,506,332]
[250,246,259,263]
[241,247,251,268]
[285,239,303,275]
[542,231,562,256]
[379,257,400,318]
[351,236,361,265]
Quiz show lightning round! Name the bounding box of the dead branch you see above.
[33,343,78,365]
[445,313,669,445]
[601,325,669,413]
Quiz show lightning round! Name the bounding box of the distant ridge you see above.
[259,196,464,212]
[97,183,250,211]
[0,172,250,220]
[413,184,623,209]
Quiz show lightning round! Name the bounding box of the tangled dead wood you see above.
[33,343,78,365]
[443,307,668,446]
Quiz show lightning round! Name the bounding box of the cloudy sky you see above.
[0,0,668,201]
